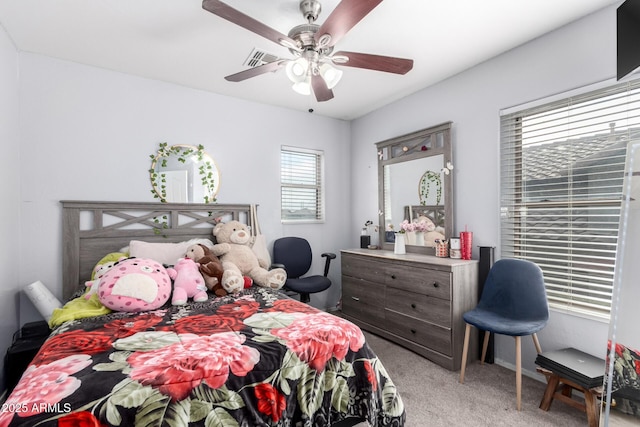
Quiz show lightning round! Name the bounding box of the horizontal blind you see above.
[281,146,324,221]
[500,79,640,318]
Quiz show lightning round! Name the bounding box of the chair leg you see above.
[459,323,472,384]
[532,333,542,354]
[515,336,522,411]
[481,330,491,365]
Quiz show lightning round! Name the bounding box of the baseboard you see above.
[494,358,547,384]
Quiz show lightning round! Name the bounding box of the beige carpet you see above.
[363,331,591,426]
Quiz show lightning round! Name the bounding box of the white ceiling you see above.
[0,0,620,120]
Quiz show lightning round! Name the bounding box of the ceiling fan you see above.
[202,0,414,102]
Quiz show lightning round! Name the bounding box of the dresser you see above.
[341,249,479,371]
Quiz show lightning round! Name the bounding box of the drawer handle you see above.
[432,282,439,288]
[410,328,417,334]
[391,274,397,279]
[411,303,416,309]
[351,296,360,302]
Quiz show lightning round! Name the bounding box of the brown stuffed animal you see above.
[185,244,227,297]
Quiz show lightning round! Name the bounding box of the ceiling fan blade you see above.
[315,0,383,47]
[202,0,299,50]
[311,74,334,102]
[333,51,413,75]
[224,60,288,82]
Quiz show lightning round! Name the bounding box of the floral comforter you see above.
[1,288,405,426]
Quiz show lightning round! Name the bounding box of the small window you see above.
[280,146,324,222]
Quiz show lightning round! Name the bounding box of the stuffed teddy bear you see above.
[185,243,227,297]
[416,215,446,247]
[211,220,286,293]
[167,257,209,305]
[97,257,172,312]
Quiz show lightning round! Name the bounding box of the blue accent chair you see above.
[272,237,336,303]
[459,258,549,410]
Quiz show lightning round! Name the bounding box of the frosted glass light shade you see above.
[292,80,311,95]
[285,58,309,83]
[319,63,343,89]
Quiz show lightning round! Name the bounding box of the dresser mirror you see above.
[376,122,453,254]
[150,143,220,203]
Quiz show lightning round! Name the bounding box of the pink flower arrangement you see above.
[399,220,415,233]
[400,219,437,233]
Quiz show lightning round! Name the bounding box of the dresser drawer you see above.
[385,309,452,356]
[342,276,385,325]
[342,254,385,283]
[384,265,451,300]
[386,287,451,327]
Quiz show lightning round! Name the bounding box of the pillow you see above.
[128,238,213,265]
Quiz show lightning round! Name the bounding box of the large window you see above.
[280,146,324,222]
[500,79,640,319]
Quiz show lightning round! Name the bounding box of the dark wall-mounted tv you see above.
[618,0,640,80]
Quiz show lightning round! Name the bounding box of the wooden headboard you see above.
[61,201,253,300]
[404,205,445,228]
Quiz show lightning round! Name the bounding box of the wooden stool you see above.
[537,367,603,427]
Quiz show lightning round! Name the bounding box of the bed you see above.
[1,201,405,427]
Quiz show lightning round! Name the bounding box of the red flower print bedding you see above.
[1,288,405,426]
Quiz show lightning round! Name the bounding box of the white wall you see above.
[17,53,351,323]
[0,24,21,388]
[351,5,619,374]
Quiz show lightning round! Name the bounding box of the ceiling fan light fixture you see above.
[205,0,413,103]
[319,63,343,89]
[285,58,309,83]
[292,80,312,95]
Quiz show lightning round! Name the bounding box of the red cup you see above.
[460,231,473,260]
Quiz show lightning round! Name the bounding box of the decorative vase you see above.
[415,231,425,246]
[394,233,406,254]
[405,230,416,245]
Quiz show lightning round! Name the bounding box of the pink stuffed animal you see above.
[98,258,172,312]
[85,261,117,300]
[167,257,208,305]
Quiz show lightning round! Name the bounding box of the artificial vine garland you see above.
[418,170,443,206]
[149,142,217,204]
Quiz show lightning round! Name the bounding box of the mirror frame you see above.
[149,143,220,203]
[376,122,453,255]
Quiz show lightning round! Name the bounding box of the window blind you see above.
[281,146,324,222]
[500,79,640,318]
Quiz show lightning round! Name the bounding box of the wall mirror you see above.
[149,143,220,203]
[376,122,453,254]
[602,139,640,425]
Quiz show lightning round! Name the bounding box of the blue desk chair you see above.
[459,258,549,410]
[272,237,336,303]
